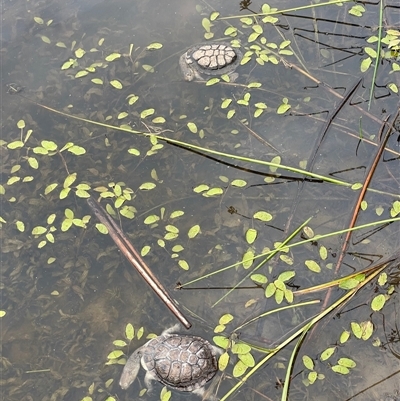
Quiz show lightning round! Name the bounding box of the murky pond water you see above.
[1,0,400,400]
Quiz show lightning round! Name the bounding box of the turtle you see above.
[119,324,220,397]
[179,42,242,82]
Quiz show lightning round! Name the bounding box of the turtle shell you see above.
[180,42,242,81]
[142,334,218,392]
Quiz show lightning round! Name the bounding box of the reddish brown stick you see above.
[87,196,192,329]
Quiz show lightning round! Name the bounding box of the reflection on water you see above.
[1,0,399,400]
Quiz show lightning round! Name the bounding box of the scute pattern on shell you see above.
[179,42,242,81]
[143,334,218,391]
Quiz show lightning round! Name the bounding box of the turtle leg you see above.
[143,370,158,391]
[160,323,181,336]
[119,347,143,389]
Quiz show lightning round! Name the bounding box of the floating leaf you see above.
[75,48,86,58]
[96,223,108,234]
[340,330,350,344]
[105,53,121,61]
[251,274,268,284]
[16,221,25,232]
[213,336,229,349]
[360,321,374,340]
[188,225,200,238]
[232,343,251,354]
[75,70,89,78]
[219,314,234,325]
[351,322,362,339]
[32,226,47,235]
[139,182,156,190]
[371,294,386,311]
[7,141,24,149]
[218,352,230,371]
[305,260,321,273]
[242,249,254,269]
[110,80,123,89]
[338,358,356,368]
[253,211,272,221]
[193,184,209,193]
[245,228,257,244]
[231,179,247,187]
[178,260,189,270]
[302,355,314,370]
[147,42,163,50]
[187,122,198,133]
[68,145,86,156]
[239,352,255,367]
[107,350,124,359]
[64,173,77,188]
[233,360,248,377]
[140,108,155,119]
[125,323,134,340]
[170,210,184,218]
[320,347,336,361]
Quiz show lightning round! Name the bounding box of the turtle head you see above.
[119,349,143,390]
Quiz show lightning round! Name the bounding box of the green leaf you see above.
[138,182,156,190]
[338,358,356,368]
[253,211,272,221]
[96,223,108,234]
[144,215,160,225]
[245,228,257,244]
[305,260,321,273]
[340,330,350,344]
[219,314,234,325]
[206,77,220,86]
[242,249,254,269]
[32,226,47,235]
[351,322,362,339]
[171,245,184,252]
[302,355,314,370]
[41,140,57,151]
[7,141,24,149]
[232,360,248,377]
[320,347,336,361]
[238,352,255,367]
[250,274,268,284]
[278,270,295,282]
[61,219,73,232]
[27,157,38,169]
[332,365,350,374]
[178,260,189,270]
[64,173,77,188]
[265,283,276,298]
[232,343,251,354]
[360,321,374,340]
[371,294,386,311]
[110,80,123,89]
[170,210,184,218]
[360,57,372,72]
[105,53,121,61]
[16,221,25,232]
[147,42,163,50]
[213,336,229,349]
[218,352,230,371]
[107,350,124,359]
[125,323,135,340]
[188,225,200,238]
[187,122,198,133]
[68,145,86,155]
[140,108,155,119]
[75,70,89,78]
[231,179,247,187]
